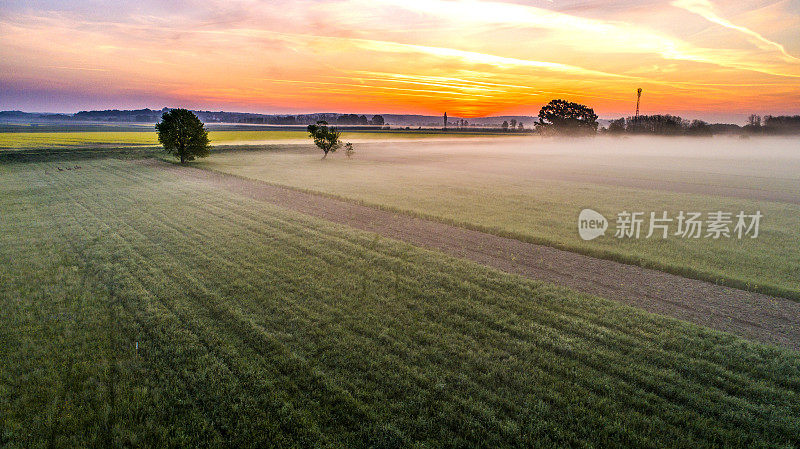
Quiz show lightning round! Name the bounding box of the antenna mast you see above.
[635,88,642,120]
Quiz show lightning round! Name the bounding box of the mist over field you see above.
[277,135,800,203]
[195,133,800,300]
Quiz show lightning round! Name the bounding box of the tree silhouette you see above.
[307,121,342,158]
[626,114,683,135]
[744,114,762,133]
[155,109,210,164]
[336,114,369,125]
[537,99,598,135]
[607,118,626,134]
[371,115,385,126]
[761,115,800,134]
[685,119,713,136]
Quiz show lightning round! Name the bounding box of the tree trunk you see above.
[322,150,328,159]
[179,140,186,164]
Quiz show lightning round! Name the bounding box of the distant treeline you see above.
[68,109,390,126]
[0,109,538,128]
[225,113,387,126]
[742,115,800,135]
[0,109,390,126]
[2,108,798,135]
[602,114,800,136]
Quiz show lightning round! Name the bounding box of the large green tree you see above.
[537,99,598,135]
[307,121,342,158]
[155,109,211,164]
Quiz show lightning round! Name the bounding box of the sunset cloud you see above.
[672,0,800,63]
[1,0,798,120]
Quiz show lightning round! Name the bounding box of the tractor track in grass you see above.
[144,159,800,351]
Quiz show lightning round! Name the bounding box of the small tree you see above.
[307,121,342,158]
[344,142,354,159]
[607,118,626,134]
[502,120,509,131]
[744,114,762,133]
[510,119,517,129]
[685,119,713,136]
[537,99,598,135]
[155,109,210,164]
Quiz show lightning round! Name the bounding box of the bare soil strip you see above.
[147,160,800,351]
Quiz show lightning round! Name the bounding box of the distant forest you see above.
[0,109,375,126]
[0,109,535,128]
[603,114,800,136]
[1,108,798,135]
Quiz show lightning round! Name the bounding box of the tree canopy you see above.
[685,119,713,136]
[307,121,342,158]
[155,109,210,164]
[607,118,626,134]
[626,114,684,135]
[336,114,369,125]
[537,99,598,135]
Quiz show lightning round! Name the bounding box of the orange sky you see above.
[1,0,798,121]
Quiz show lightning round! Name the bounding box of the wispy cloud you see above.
[370,0,800,77]
[345,38,628,78]
[672,0,800,63]
[47,66,109,72]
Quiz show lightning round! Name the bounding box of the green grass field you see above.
[1,158,799,448]
[0,129,509,150]
[197,139,800,300]
[0,131,160,148]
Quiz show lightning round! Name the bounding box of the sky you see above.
[1,0,798,122]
